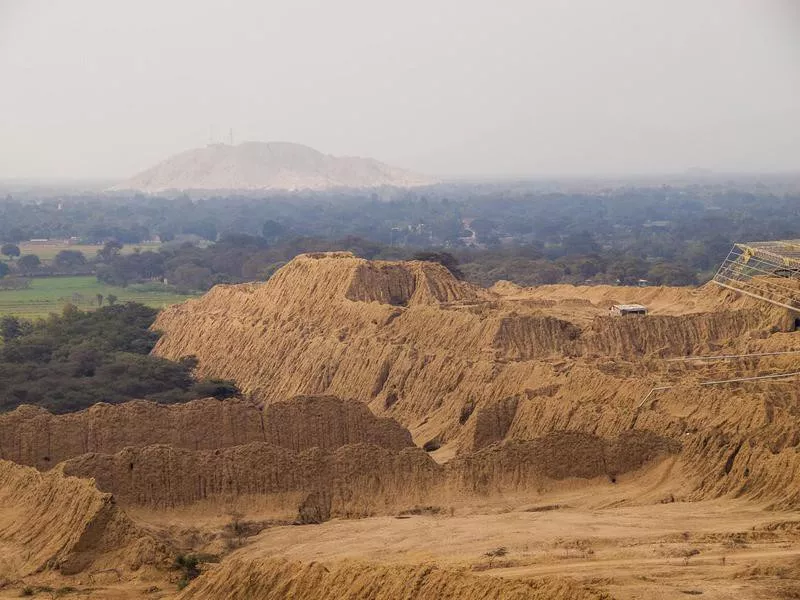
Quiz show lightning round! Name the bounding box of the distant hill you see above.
[109,141,436,193]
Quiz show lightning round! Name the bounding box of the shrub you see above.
[384,392,398,409]
[459,400,475,424]
[0,277,31,290]
[221,512,271,550]
[172,553,218,589]
[397,506,442,517]
[422,438,441,452]
[295,491,332,524]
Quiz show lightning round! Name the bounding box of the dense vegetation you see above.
[2,179,800,290]
[0,303,238,413]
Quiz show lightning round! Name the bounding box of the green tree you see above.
[647,262,697,286]
[4,229,26,244]
[97,240,123,262]
[261,219,285,243]
[530,260,563,284]
[469,218,495,239]
[106,294,118,306]
[17,254,41,274]
[0,303,240,414]
[1,244,20,259]
[54,249,87,269]
[562,231,600,256]
[170,264,213,290]
[0,316,30,341]
[0,262,9,279]
[608,256,648,285]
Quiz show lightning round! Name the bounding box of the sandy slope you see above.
[172,469,800,600]
[0,459,169,580]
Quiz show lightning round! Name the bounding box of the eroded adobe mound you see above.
[0,459,168,578]
[0,395,411,470]
[59,430,677,511]
[264,394,412,452]
[149,252,800,509]
[152,253,785,442]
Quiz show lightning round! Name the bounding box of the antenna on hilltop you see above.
[229,128,234,146]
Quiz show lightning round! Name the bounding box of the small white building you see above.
[610,304,648,316]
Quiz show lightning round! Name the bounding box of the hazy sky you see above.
[1,0,798,179]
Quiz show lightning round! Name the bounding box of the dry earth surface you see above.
[1,252,800,599]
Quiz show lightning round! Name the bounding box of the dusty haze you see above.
[0,0,798,179]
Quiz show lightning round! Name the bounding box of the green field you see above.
[0,276,195,320]
[14,241,160,262]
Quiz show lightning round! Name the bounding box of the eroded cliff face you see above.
[0,399,263,470]
[0,459,168,578]
[264,395,412,452]
[61,443,436,512]
[0,395,412,470]
[60,430,677,511]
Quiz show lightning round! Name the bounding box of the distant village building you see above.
[643,220,671,229]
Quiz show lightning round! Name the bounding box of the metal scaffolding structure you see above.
[712,240,800,311]
[636,370,800,409]
[631,241,800,412]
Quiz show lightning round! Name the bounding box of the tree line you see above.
[0,303,238,414]
[2,182,799,289]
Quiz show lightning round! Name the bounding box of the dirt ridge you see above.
[59,430,677,510]
[175,557,609,600]
[0,395,411,470]
[0,459,167,578]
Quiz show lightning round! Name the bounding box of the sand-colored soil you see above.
[2,253,800,598]
[218,495,800,600]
